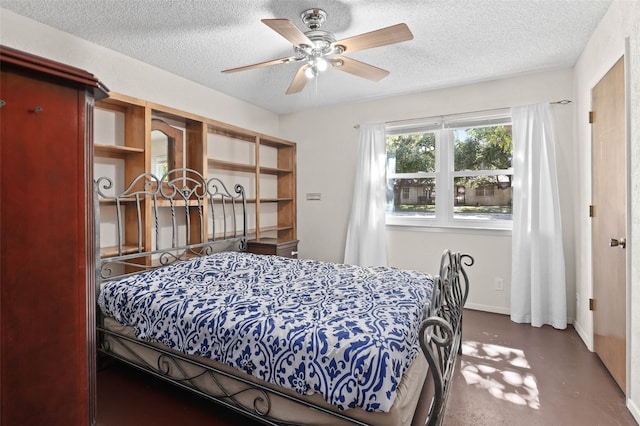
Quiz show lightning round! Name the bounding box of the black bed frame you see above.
[95,168,473,426]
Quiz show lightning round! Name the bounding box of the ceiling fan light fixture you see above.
[316,57,328,72]
[304,65,318,79]
[331,58,344,68]
[304,57,328,79]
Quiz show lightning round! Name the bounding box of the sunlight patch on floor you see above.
[460,340,540,409]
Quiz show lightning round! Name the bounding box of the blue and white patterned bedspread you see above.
[98,251,433,412]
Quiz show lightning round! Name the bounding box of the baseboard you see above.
[627,397,640,424]
[465,304,576,327]
[465,303,510,315]
[572,319,593,351]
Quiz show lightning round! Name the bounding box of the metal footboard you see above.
[97,326,373,426]
[416,250,474,426]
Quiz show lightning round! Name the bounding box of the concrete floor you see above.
[443,309,636,426]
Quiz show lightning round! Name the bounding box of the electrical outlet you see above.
[495,278,504,291]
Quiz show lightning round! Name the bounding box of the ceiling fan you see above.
[222,8,414,95]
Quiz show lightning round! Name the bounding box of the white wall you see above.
[387,229,512,314]
[0,8,280,136]
[279,69,575,318]
[572,0,640,421]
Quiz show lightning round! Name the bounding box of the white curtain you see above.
[511,103,567,329]
[344,123,388,267]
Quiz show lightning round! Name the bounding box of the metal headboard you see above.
[94,168,247,289]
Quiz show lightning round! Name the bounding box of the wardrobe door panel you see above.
[1,66,93,425]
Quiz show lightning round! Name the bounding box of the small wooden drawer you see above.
[247,239,299,259]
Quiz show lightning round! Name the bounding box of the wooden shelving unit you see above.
[206,123,297,246]
[94,92,297,259]
[94,93,148,260]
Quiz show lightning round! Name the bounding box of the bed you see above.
[95,168,473,426]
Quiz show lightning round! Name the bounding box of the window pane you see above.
[386,133,436,174]
[454,125,512,171]
[387,177,436,218]
[385,118,513,227]
[453,176,512,220]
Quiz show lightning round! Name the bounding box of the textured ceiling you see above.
[0,0,612,115]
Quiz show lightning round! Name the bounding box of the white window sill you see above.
[385,217,512,236]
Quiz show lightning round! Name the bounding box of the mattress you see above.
[98,251,434,418]
[102,316,429,426]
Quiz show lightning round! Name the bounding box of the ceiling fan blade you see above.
[286,65,309,94]
[262,18,313,47]
[222,56,299,73]
[331,56,389,82]
[333,23,413,54]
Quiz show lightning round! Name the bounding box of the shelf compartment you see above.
[208,159,256,173]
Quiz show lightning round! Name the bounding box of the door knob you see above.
[609,238,626,249]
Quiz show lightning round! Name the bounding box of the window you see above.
[386,113,513,229]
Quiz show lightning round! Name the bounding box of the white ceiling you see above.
[0,0,612,115]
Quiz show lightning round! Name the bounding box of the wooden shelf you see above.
[209,226,256,240]
[257,225,294,233]
[100,245,140,258]
[209,232,248,240]
[95,144,144,158]
[156,199,201,207]
[260,166,294,175]
[208,159,256,173]
[99,198,138,205]
[100,92,146,108]
[259,137,296,149]
[207,125,256,143]
[257,225,279,233]
[259,198,294,203]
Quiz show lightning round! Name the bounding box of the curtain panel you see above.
[344,123,388,267]
[511,103,567,329]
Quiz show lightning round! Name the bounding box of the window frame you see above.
[385,113,513,230]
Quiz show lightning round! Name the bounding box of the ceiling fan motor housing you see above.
[301,8,327,30]
[296,9,342,61]
[296,30,339,58]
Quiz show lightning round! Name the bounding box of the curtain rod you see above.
[353,99,572,129]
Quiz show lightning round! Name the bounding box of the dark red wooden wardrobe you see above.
[0,46,107,425]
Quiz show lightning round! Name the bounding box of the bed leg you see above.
[457,321,463,355]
